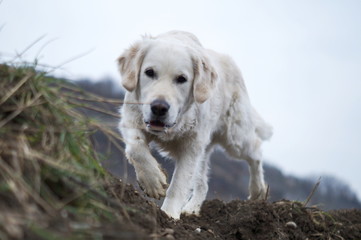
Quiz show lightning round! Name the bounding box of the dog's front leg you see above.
[161,144,204,219]
[122,128,168,199]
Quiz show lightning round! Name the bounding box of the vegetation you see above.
[0,64,125,239]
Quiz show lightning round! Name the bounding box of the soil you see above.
[104,180,361,240]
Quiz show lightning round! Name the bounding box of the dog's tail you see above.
[253,108,273,141]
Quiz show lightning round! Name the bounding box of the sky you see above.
[1,0,361,200]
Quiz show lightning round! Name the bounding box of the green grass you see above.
[0,64,124,239]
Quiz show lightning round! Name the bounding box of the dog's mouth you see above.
[145,119,175,133]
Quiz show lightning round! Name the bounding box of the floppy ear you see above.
[117,42,146,92]
[192,55,218,103]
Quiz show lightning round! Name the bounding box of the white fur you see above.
[118,31,272,219]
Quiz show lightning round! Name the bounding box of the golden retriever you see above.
[117,31,272,219]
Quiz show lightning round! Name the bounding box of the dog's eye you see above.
[176,75,187,84]
[145,68,155,78]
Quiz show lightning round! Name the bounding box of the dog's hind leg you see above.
[224,134,267,201]
[243,142,267,200]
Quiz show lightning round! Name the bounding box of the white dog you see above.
[118,31,272,219]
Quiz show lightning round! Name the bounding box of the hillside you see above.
[1,65,360,239]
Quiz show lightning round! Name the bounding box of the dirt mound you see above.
[107,181,361,240]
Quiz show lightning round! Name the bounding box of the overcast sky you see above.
[1,0,361,200]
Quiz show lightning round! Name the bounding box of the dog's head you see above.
[118,31,217,134]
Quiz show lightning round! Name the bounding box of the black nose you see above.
[150,99,170,117]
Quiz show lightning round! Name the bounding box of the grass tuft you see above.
[0,64,125,239]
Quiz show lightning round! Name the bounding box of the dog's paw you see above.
[136,167,168,199]
[248,184,267,200]
[161,204,181,220]
[181,202,201,216]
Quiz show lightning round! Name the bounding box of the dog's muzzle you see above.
[144,99,176,133]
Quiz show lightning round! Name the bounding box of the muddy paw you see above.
[136,167,168,199]
[181,202,201,216]
[248,185,267,200]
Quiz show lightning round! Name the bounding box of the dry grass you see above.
[0,64,128,239]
